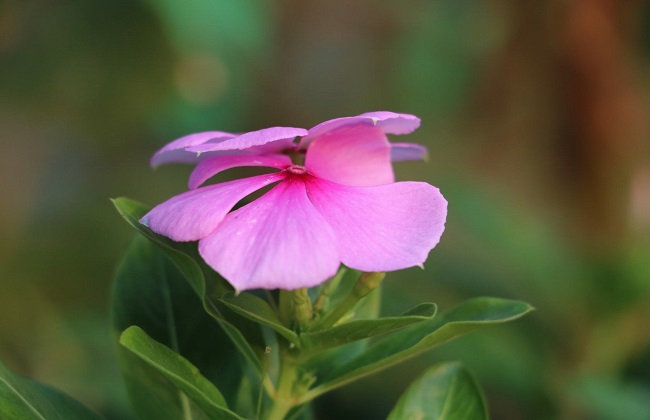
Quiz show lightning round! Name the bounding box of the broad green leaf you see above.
[0,360,102,420]
[120,326,243,420]
[387,362,488,420]
[112,235,244,411]
[112,197,265,373]
[220,292,299,345]
[300,303,437,352]
[302,298,533,401]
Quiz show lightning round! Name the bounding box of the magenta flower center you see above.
[285,164,309,176]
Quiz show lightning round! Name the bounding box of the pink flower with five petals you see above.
[141,112,447,292]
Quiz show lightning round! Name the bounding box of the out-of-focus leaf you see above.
[303,298,533,401]
[387,362,488,420]
[572,375,650,420]
[112,197,264,373]
[300,303,437,352]
[144,0,273,131]
[120,326,243,420]
[0,360,102,420]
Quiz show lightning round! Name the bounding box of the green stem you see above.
[266,354,298,420]
[280,289,314,331]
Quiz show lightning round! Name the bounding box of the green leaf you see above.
[220,292,299,346]
[120,326,243,420]
[327,268,363,310]
[112,197,265,373]
[387,362,488,420]
[0,360,102,420]
[300,303,437,352]
[302,298,533,401]
[112,235,245,411]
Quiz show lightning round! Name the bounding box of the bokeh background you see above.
[1,0,649,418]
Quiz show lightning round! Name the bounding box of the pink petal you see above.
[247,138,298,154]
[302,111,421,145]
[305,177,447,272]
[391,142,429,161]
[150,131,235,167]
[188,154,292,189]
[187,127,307,154]
[140,173,285,242]
[199,178,340,291]
[358,111,421,135]
[305,125,394,186]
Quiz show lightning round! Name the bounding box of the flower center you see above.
[285,164,308,175]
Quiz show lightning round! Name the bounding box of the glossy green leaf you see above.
[120,326,243,420]
[387,362,488,420]
[302,298,533,401]
[0,360,102,420]
[300,303,437,352]
[112,197,265,373]
[220,292,299,345]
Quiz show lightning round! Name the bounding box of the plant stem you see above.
[266,353,298,420]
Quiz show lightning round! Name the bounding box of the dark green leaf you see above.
[0,360,102,420]
[303,298,533,401]
[112,235,245,411]
[120,326,243,420]
[387,362,488,420]
[300,303,437,352]
[112,197,265,373]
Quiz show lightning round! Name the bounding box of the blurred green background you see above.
[1,0,649,418]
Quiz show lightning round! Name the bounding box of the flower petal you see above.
[140,173,285,242]
[391,142,429,161]
[150,131,235,167]
[358,111,421,135]
[305,125,394,186]
[306,177,447,271]
[199,178,340,291]
[188,154,291,189]
[187,127,307,154]
[302,111,421,145]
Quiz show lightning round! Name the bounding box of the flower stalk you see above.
[292,288,313,331]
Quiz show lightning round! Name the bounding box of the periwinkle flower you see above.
[141,112,447,292]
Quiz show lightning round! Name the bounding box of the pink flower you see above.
[141,112,447,292]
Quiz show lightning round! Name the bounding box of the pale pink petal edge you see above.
[302,111,421,145]
[150,131,235,167]
[187,126,308,154]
